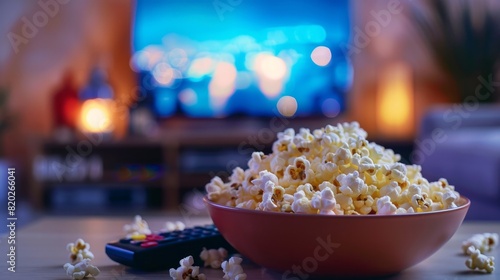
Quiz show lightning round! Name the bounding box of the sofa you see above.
[415,104,500,220]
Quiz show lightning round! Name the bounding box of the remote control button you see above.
[131,234,147,241]
[146,234,163,241]
[158,236,176,244]
[140,241,158,248]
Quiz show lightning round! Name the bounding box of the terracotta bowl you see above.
[204,196,470,277]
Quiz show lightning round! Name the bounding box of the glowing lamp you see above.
[376,62,414,138]
[79,98,114,133]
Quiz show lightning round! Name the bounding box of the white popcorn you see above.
[333,146,352,166]
[222,256,247,280]
[248,152,267,172]
[162,221,186,232]
[200,247,228,269]
[291,190,315,214]
[379,181,402,203]
[229,167,245,185]
[387,163,407,183]
[258,180,285,212]
[284,156,311,184]
[123,215,151,238]
[334,193,354,212]
[63,258,100,280]
[462,233,499,254]
[206,122,463,215]
[376,196,397,215]
[66,238,94,263]
[206,177,231,205]
[465,246,495,273]
[337,171,367,197]
[236,199,258,210]
[311,188,341,215]
[169,256,206,280]
[353,194,375,215]
[252,170,279,191]
[441,190,458,209]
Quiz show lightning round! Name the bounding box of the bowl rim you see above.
[203,195,470,218]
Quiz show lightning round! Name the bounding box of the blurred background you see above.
[0,0,499,221]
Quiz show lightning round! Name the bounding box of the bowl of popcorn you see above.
[204,122,470,277]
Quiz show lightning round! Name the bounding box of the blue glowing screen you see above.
[132,0,352,118]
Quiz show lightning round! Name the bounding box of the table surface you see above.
[1,215,499,280]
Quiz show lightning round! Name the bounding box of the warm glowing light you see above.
[277,96,298,117]
[376,62,414,138]
[179,88,198,106]
[209,62,237,108]
[187,57,215,79]
[79,99,113,133]
[311,46,332,66]
[321,98,341,118]
[259,79,284,97]
[254,53,287,80]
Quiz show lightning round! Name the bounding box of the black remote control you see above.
[105,224,237,270]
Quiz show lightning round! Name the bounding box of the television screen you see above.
[131,0,352,118]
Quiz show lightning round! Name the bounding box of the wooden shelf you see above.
[33,116,345,210]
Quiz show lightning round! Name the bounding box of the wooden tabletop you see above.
[1,215,499,279]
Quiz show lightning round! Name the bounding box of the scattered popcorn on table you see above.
[465,246,495,273]
[462,233,499,255]
[63,258,100,280]
[169,256,206,280]
[123,215,151,238]
[162,221,186,232]
[206,122,463,215]
[222,256,247,280]
[66,238,94,263]
[200,247,228,269]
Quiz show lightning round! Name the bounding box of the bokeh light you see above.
[168,48,188,68]
[187,57,215,79]
[153,63,182,86]
[209,62,237,108]
[254,53,287,80]
[179,88,198,106]
[321,98,341,118]
[311,46,332,67]
[277,96,298,117]
[259,79,284,98]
